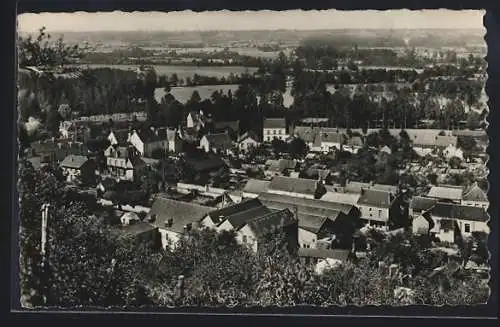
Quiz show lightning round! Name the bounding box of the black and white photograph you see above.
[16,9,490,309]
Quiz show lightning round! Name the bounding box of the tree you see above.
[271,138,288,155]
[448,156,462,169]
[18,27,89,68]
[288,137,308,159]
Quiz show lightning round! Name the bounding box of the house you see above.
[263,118,288,142]
[199,132,233,154]
[430,202,489,243]
[411,133,458,150]
[409,196,438,217]
[236,208,298,254]
[426,185,464,203]
[104,147,146,181]
[319,131,345,153]
[344,181,398,194]
[356,188,400,226]
[237,131,261,152]
[258,192,361,250]
[294,126,320,149]
[297,248,352,269]
[186,110,207,130]
[242,179,271,199]
[412,211,435,236]
[107,129,131,146]
[147,195,212,250]
[60,155,95,184]
[115,221,160,246]
[443,144,464,160]
[205,198,272,231]
[129,127,174,157]
[265,159,297,177]
[213,120,240,135]
[462,182,488,208]
[344,136,364,153]
[267,176,326,199]
[120,211,141,226]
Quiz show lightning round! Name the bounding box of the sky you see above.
[17,9,485,33]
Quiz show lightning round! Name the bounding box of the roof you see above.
[208,198,270,225]
[147,195,212,233]
[297,248,351,261]
[294,126,320,143]
[258,192,356,224]
[242,179,271,194]
[117,221,158,238]
[267,159,297,172]
[243,208,297,238]
[462,183,488,202]
[427,186,463,201]
[410,133,457,148]
[136,128,168,143]
[268,176,318,196]
[320,192,361,205]
[238,131,261,143]
[321,131,345,144]
[357,189,395,208]
[410,196,438,212]
[298,214,332,234]
[109,129,130,145]
[263,118,286,129]
[344,181,398,194]
[347,136,364,147]
[432,202,489,222]
[60,155,90,169]
[202,133,233,148]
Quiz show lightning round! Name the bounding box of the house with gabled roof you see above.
[319,131,346,153]
[426,185,464,203]
[356,188,400,226]
[344,181,398,194]
[320,191,361,206]
[265,159,297,177]
[236,208,298,253]
[147,195,212,250]
[257,192,361,250]
[430,202,489,243]
[263,118,288,142]
[267,176,326,199]
[237,131,261,152]
[199,132,233,154]
[60,154,95,184]
[461,182,488,208]
[129,127,182,157]
[206,198,272,232]
[187,110,207,131]
[107,129,131,146]
[409,196,438,217]
[104,146,146,181]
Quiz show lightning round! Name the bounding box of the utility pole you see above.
[40,203,51,305]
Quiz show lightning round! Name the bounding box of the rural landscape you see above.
[16,10,490,309]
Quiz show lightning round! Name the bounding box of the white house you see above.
[129,127,182,157]
[60,154,94,183]
[443,144,464,160]
[107,129,131,146]
[356,189,399,226]
[263,118,288,142]
[199,132,233,154]
[105,147,145,181]
[120,212,140,226]
[237,131,261,152]
[147,196,212,250]
[187,110,206,130]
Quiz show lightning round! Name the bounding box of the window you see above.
[378,210,382,218]
[267,130,270,135]
[273,130,277,135]
[464,223,471,233]
[369,208,372,211]
[279,130,282,135]
[242,235,248,243]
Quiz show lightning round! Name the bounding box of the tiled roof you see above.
[243,208,297,238]
[258,192,355,225]
[202,133,233,148]
[409,196,438,212]
[208,198,269,225]
[357,189,394,208]
[320,192,361,205]
[320,131,345,144]
[147,195,212,234]
[294,126,320,143]
[263,118,286,129]
[109,129,130,145]
[427,186,463,201]
[462,183,488,202]
[298,214,331,234]
[60,155,90,169]
[344,181,398,194]
[268,176,318,196]
[432,202,489,222]
[137,128,168,143]
[242,179,271,194]
[297,248,351,260]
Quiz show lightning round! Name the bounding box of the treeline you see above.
[156,72,258,88]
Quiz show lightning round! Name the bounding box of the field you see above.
[82,64,257,79]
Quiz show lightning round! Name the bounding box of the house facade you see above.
[60,155,95,184]
[263,118,288,142]
[356,189,400,227]
[199,132,233,154]
[238,131,261,152]
[129,128,181,157]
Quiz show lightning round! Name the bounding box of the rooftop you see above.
[268,176,319,196]
[242,179,271,194]
[320,191,361,205]
[427,186,463,201]
[462,183,488,202]
[243,208,297,238]
[263,118,286,129]
[208,198,270,226]
[357,189,395,208]
[432,202,489,222]
[297,248,351,261]
[60,154,90,169]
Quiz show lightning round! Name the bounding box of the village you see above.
[23,106,490,277]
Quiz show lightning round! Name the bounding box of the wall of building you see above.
[358,205,389,223]
[200,216,217,229]
[158,228,182,250]
[217,219,235,232]
[263,128,287,142]
[461,200,489,209]
[236,225,258,253]
[298,228,317,249]
[239,138,259,151]
[63,167,80,182]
